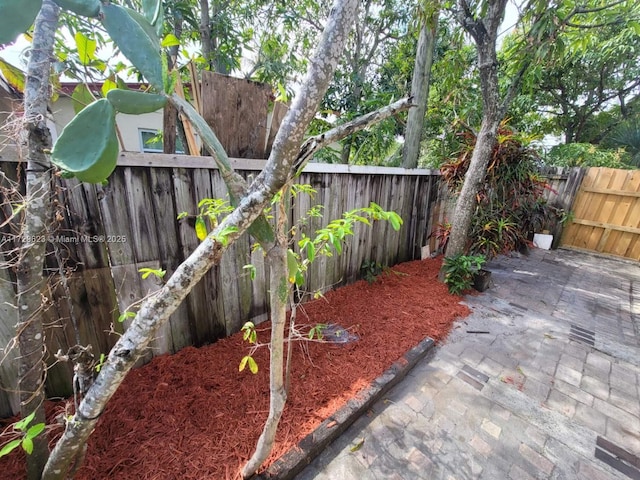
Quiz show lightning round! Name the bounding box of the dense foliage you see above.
[544,143,633,169]
[441,126,555,258]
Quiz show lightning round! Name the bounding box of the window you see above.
[139,128,185,153]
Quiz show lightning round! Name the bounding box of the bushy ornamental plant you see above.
[440,126,554,258]
[442,254,486,295]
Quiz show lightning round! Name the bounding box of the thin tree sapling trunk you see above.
[241,197,289,478]
[16,1,60,478]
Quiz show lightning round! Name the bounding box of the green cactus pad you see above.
[51,99,119,184]
[52,0,100,17]
[0,0,42,45]
[123,7,161,52]
[106,89,167,115]
[75,130,119,183]
[101,3,163,90]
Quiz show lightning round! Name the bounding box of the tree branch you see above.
[501,60,530,115]
[565,20,623,29]
[293,96,414,174]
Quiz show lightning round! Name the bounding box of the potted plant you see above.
[442,254,489,294]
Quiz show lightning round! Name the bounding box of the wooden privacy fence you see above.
[0,153,584,416]
[0,151,449,416]
[561,167,640,260]
[539,166,587,247]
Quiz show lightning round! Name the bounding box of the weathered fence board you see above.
[561,167,640,260]
[540,166,586,248]
[0,254,19,417]
[201,72,286,159]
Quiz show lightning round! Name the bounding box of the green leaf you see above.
[26,423,45,439]
[161,33,180,48]
[70,84,94,114]
[630,21,640,36]
[118,311,136,323]
[0,0,41,45]
[0,439,22,458]
[332,237,342,255]
[22,437,33,455]
[75,31,97,66]
[247,356,258,374]
[101,4,163,91]
[0,57,26,93]
[138,267,166,280]
[305,241,315,263]
[101,77,118,98]
[95,352,106,372]
[287,249,299,283]
[243,264,257,281]
[14,411,35,431]
[350,438,365,452]
[214,226,239,246]
[389,214,402,231]
[195,216,207,241]
[239,355,249,372]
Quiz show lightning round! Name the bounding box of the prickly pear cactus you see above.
[0,0,42,45]
[51,99,119,184]
[106,89,167,114]
[52,0,100,17]
[100,3,164,91]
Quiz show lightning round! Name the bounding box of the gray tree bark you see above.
[445,0,508,257]
[402,9,439,168]
[16,1,60,478]
[241,201,288,478]
[42,0,359,478]
[199,0,214,70]
[243,0,359,474]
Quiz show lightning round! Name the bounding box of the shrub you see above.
[442,254,486,295]
[440,125,555,258]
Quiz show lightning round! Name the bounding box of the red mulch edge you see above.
[254,336,435,480]
[0,257,470,480]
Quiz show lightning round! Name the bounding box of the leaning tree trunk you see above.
[16,1,60,478]
[445,0,507,257]
[402,8,439,169]
[445,115,500,256]
[42,0,359,478]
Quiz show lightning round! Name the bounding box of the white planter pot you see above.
[533,233,553,250]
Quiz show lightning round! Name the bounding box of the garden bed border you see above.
[253,336,436,479]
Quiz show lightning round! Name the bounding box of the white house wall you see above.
[52,96,164,152]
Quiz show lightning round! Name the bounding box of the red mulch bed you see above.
[1,257,470,479]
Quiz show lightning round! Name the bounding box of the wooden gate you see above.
[561,167,640,260]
